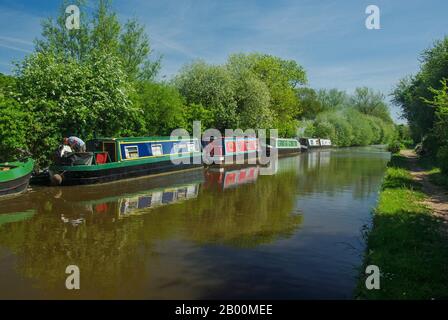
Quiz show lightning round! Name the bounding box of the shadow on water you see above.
[0,147,390,299]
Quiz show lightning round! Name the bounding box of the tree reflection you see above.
[0,164,302,298]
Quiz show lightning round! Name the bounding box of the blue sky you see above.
[1,0,448,122]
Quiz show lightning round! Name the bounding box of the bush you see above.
[0,95,29,162]
[388,141,401,154]
[15,51,141,166]
[436,145,448,174]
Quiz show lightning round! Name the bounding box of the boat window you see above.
[125,146,139,159]
[188,142,196,152]
[151,144,163,156]
[173,142,188,153]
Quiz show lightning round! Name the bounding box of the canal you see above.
[0,147,390,299]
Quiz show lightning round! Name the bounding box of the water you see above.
[0,147,390,299]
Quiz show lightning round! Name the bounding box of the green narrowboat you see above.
[32,136,203,186]
[263,138,301,156]
[0,158,34,199]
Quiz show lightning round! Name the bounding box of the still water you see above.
[0,147,390,299]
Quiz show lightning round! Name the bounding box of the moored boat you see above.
[32,136,202,186]
[263,138,301,157]
[202,136,259,166]
[299,138,320,150]
[319,139,332,148]
[0,158,34,199]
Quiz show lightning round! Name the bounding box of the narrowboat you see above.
[32,137,202,186]
[202,136,259,166]
[263,138,301,157]
[319,139,332,147]
[299,138,320,150]
[0,158,34,199]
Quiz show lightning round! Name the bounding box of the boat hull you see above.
[264,146,301,157]
[38,156,203,186]
[0,159,34,199]
[0,172,32,198]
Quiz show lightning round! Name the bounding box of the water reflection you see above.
[0,147,389,299]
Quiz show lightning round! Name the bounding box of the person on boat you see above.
[64,136,86,153]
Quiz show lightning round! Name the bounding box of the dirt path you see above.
[400,150,448,223]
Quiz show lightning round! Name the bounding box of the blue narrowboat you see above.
[33,136,203,186]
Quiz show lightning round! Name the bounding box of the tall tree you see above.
[350,87,392,123]
[393,36,448,145]
[174,60,239,130]
[35,0,160,80]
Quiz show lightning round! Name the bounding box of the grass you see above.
[356,154,448,299]
[415,155,448,188]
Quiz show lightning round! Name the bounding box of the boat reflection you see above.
[118,184,200,218]
[204,166,259,190]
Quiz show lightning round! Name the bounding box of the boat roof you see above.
[90,136,199,143]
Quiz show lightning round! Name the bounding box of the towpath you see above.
[400,150,448,225]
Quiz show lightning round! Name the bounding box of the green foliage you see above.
[316,88,349,111]
[313,120,335,139]
[387,141,401,154]
[393,36,448,147]
[174,60,239,130]
[230,69,273,130]
[296,87,323,119]
[345,108,373,146]
[350,87,393,123]
[183,103,214,133]
[135,82,186,135]
[15,50,141,166]
[236,53,306,136]
[174,53,306,136]
[304,107,395,147]
[0,94,28,162]
[36,0,160,81]
[436,145,448,174]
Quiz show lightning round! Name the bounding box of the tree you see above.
[424,79,448,169]
[344,109,373,146]
[183,103,214,133]
[174,60,239,130]
[0,94,29,162]
[15,50,142,166]
[317,88,349,111]
[393,36,448,148]
[35,0,160,81]
[231,53,306,136]
[296,87,323,120]
[350,87,392,123]
[231,70,273,129]
[135,82,187,135]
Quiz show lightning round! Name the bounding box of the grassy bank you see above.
[356,154,448,299]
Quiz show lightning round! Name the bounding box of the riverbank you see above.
[357,150,448,299]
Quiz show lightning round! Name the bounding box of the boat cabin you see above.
[202,136,259,163]
[84,136,201,165]
[319,139,332,147]
[299,138,320,148]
